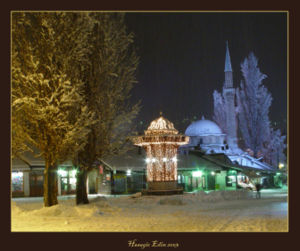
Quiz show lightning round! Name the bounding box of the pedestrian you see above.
[255,183,261,199]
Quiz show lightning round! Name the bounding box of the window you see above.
[12,172,24,192]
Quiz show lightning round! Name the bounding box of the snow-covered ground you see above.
[11,188,288,232]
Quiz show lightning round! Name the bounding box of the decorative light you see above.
[279,163,284,169]
[192,170,202,177]
[211,171,215,176]
[126,169,132,176]
[132,114,189,185]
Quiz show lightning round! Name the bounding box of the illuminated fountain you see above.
[132,113,189,195]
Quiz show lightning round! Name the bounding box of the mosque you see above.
[11,42,284,197]
[180,42,275,172]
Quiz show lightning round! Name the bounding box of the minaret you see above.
[223,41,238,149]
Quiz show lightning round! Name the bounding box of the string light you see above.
[132,114,189,183]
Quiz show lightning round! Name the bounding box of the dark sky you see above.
[125,12,287,134]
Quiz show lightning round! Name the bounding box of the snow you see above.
[11,189,287,232]
[185,118,223,136]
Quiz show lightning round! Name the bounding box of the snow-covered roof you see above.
[185,116,224,136]
[225,151,277,173]
[103,147,147,172]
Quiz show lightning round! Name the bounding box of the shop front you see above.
[178,169,219,192]
[29,170,44,197]
[57,167,77,195]
[12,171,25,197]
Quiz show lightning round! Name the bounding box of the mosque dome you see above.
[185,116,223,136]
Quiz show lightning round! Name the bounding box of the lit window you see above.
[57,169,67,177]
[12,172,23,192]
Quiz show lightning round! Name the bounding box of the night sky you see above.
[125,12,287,134]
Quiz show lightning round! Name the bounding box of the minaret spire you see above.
[224,41,232,72]
[223,41,238,149]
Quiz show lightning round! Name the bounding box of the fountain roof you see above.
[145,116,178,135]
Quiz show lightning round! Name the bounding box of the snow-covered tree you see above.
[236,52,272,157]
[262,128,286,167]
[212,90,227,134]
[74,13,140,204]
[12,13,95,206]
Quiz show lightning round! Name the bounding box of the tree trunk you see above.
[76,169,89,205]
[43,162,58,207]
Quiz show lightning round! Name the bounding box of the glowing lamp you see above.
[211,171,215,176]
[126,169,132,176]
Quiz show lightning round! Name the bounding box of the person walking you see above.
[255,183,261,199]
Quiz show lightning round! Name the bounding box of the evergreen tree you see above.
[262,128,286,167]
[74,13,140,204]
[12,12,94,206]
[236,52,272,157]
